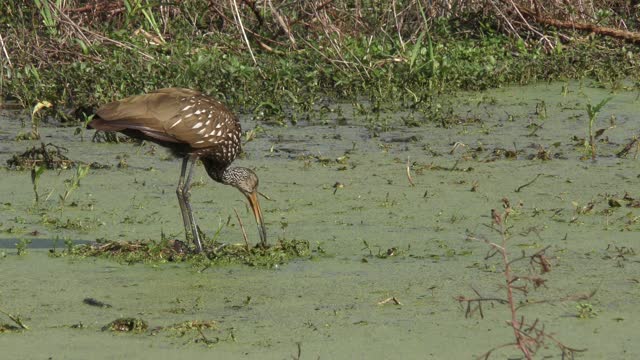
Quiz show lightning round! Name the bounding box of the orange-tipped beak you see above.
[246,190,267,247]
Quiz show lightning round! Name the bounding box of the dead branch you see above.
[516,4,640,43]
[268,0,297,48]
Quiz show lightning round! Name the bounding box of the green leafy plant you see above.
[34,0,61,36]
[2,2,638,118]
[75,113,95,142]
[16,238,31,256]
[30,165,45,203]
[586,97,613,160]
[124,0,164,43]
[60,165,90,206]
[576,303,598,319]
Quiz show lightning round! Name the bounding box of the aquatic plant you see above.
[52,237,310,268]
[15,100,52,141]
[74,113,94,142]
[60,164,90,206]
[458,201,588,359]
[361,239,406,259]
[585,97,613,161]
[0,307,29,331]
[6,143,76,170]
[576,303,598,319]
[30,100,51,140]
[100,317,224,344]
[30,165,45,203]
[102,317,148,333]
[15,238,31,255]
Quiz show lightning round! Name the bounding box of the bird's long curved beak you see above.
[246,190,267,247]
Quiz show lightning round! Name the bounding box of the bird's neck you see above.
[201,158,227,184]
[201,158,240,187]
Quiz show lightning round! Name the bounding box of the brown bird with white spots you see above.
[89,88,266,253]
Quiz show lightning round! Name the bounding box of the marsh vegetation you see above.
[1,1,639,359]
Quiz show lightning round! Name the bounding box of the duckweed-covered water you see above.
[1,82,639,359]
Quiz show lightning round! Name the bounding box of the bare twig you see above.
[258,191,273,201]
[462,205,583,359]
[616,137,639,158]
[391,0,405,52]
[514,173,542,193]
[230,0,258,65]
[377,296,402,305]
[489,0,521,40]
[506,0,554,49]
[489,217,533,359]
[233,208,250,250]
[0,33,12,68]
[268,0,296,48]
[456,288,508,319]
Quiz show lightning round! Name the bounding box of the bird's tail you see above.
[87,117,125,131]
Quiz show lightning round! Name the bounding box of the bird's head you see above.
[224,167,259,195]
[222,167,267,246]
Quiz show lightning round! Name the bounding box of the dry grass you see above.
[2,1,638,69]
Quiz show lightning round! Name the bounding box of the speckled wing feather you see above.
[93,88,242,163]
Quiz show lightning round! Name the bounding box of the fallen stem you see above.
[258,191,272,201]
[378,296,403,305]
[616,137,638,158]
[406,156,415,186]
[0,307,29,330]
[514,173,542,193]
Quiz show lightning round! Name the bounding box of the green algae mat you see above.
[1,82,639,359]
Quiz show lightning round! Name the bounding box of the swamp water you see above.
[0,82,639,359]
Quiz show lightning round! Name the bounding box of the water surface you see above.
[1,82,638,358]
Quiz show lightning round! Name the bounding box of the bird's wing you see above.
[163,94,242,151]
[94,88,194,143]
[93,88,241,154]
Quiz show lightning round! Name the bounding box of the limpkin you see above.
[89,88,266,253]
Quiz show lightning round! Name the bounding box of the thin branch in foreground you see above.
[233,208,250,250]
[230,0,257,66]
[459,203,586,359]
[0,33,12,68]
[455,287,508,319]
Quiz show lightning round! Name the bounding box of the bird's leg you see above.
[182,155,203,253]
[176,157,196,250]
